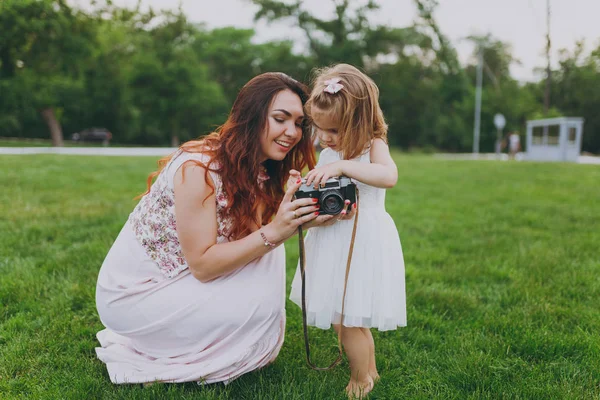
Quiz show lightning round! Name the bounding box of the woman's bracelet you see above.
[260,230,277,248]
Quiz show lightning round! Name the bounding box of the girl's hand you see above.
[304,161,346,188]
[262,172,320,243]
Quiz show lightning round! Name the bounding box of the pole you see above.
[495,128,502,157]
[473,47,483,154]
[543,0,551,115]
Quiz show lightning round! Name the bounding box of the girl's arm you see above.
[174,163,319,283]
[304,138,398,189]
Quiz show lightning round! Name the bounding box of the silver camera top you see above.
[299,176,352,191]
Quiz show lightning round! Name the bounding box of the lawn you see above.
[0,154,599,399]
[0,138,107,148]
[0,138,142,148]
[0,139,56,147]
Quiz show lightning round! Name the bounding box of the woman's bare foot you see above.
[345,376,374,399]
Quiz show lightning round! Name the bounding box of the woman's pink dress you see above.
[95,151,286,384]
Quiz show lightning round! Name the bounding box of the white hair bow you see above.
[323,78,344,94]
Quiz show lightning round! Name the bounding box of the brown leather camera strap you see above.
[298,189,359,370]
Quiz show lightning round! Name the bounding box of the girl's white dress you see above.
[290,148,406,331]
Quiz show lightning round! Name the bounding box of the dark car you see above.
[72,128,112,146]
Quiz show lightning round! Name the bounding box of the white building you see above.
[526,117,584,162]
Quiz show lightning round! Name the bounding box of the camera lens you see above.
[319,191,344,215]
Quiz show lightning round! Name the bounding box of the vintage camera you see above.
[295,176,357,215]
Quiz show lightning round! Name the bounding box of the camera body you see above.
[295,176,357,215]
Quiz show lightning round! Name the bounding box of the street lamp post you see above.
[494,113,506,157]
[473,48,483,155]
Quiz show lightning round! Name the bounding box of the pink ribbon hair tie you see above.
[323,78,344,94]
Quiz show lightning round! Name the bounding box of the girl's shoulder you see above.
[319,147,337,156]
[318,145,372,164]
[353,145,372,163]
[316,148,339,165]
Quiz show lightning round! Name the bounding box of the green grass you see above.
[0,138,149,148]
[0,138,107,148]
[1,154,599,399]
[0,138,55,147]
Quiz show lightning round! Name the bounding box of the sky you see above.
[75,0,600,82]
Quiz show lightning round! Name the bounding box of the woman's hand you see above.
[303,198,357,229]
[303,161,347,188]
[261,170,321,243]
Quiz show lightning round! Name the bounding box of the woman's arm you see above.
[304,138,398,189]
[174,163,319,283]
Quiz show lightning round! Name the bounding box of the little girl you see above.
[290,64,406,398]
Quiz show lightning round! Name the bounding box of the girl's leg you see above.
[361,328,380,382]
[333,324,374,399]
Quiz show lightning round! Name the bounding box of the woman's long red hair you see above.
[142,73,316,241]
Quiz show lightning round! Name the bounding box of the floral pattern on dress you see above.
[258,167,269,183]
[128,154,269,278]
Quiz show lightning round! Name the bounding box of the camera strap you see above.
[298,188,359,371]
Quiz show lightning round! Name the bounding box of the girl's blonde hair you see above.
[306,64,388,160]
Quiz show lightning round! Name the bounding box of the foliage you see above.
[0,0,598,152]
[551,41,600,153]
[0,0,97,145]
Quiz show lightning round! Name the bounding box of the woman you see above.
[95,72,337,385]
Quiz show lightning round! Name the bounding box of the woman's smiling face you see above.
[259,89,305,162]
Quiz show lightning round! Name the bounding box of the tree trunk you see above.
[171,133,180,147]
[40,108,64,147]
[0,48,15,78]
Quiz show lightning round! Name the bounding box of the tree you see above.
[128,9,227,146]
[551,42,600,153]
[461,34,541,151]
[249,0,446,148]
[465,34,520,90]
[194,26,313,102]
[0,0,96,146]
[194,27,268,103]
[250,0,426,69]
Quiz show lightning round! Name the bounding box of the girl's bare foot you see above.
[361,329,379,384]
[345,376,374,399]
[369,371,380,383]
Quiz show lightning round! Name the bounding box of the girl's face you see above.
[311,108,340,150]
[259,89,305,162]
